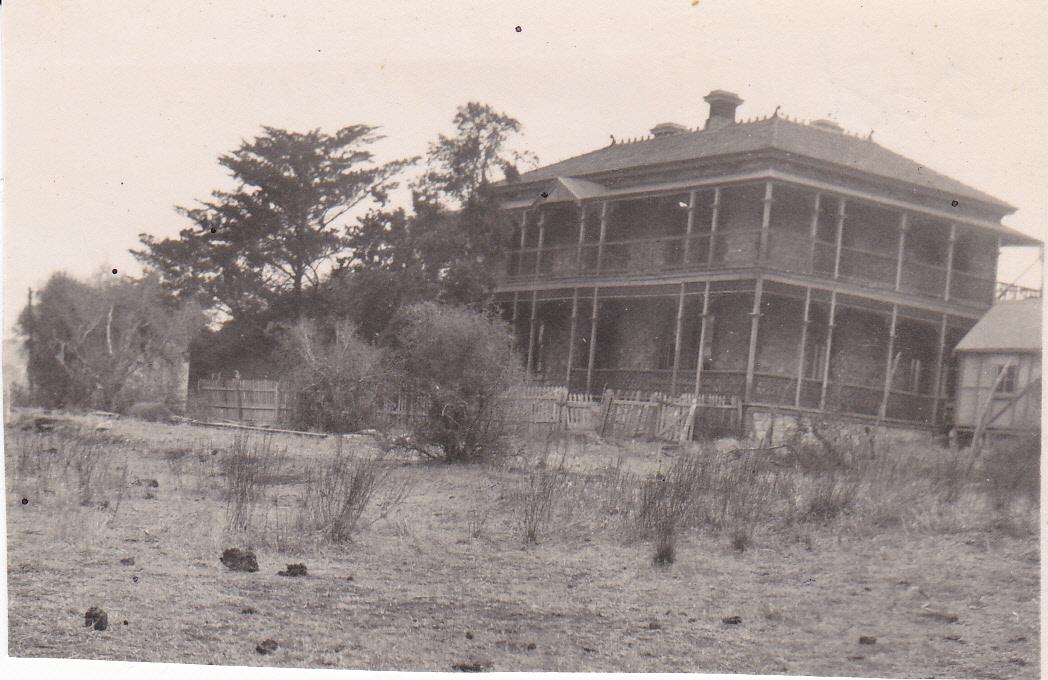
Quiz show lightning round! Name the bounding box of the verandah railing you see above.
[504,228,997,305]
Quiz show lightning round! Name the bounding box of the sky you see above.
[3,0,1047,337]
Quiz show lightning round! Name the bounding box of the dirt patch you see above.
[126,402,177,423]
[256,639,278,655]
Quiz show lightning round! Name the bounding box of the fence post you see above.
[235,380,244,422]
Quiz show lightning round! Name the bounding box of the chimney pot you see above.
[650,122,689,137]
[811,119,844,133]
[704,90,743,130]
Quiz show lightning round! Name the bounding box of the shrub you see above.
[514,464,567,545]
[280,319,388,433]
[388,302,523,462]
[220,433,286,531]
[302,437,407,543]
[982,435,1040,511]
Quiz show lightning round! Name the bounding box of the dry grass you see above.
[4,411,1040,676]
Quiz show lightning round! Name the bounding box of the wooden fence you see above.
[194,379,741,441]
[596,390,741,442]
[377,385,741,443]
[194,379,295,425]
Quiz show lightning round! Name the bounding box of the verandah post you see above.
[930,313,949,427]
[585,288,600,396]
[564,288,580,386]
[707,187,721,268]
[833,199,847,279]
[819,290,838,410]
[693,280,712,395]
[669,282,687,395]
[526,290,539,377]
[759,181,773,264]
[682,189,697,267]
[894,212,908,291]
[744,277,764,406]
[943,223,957,301]
[794,287,812,408]
[878,304,899,421]
[808,193,821,273]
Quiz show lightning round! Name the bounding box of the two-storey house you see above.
[489,90,1040,430]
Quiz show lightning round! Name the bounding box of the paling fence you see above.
[193,379,741,441]
[193,379,295,425]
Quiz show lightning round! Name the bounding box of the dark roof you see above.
[513,115,1015,212]
[955,298,1042,353]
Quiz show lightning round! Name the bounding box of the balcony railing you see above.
[504,228,997,305]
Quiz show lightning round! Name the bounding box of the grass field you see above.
[4,411,1040,677]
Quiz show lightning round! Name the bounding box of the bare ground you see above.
[4,414,1040,677]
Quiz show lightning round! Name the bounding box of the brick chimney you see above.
[704,90,743,130]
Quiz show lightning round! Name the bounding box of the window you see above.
[994,364,1018,394]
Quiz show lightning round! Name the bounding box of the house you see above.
[952,297,1041,436]
[488,89,1042,432]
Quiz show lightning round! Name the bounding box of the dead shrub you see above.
[514,463,567,545]
[800,473,858,525]
[651,522,676,566]
[220,433,286,532]
[302,438,408,543]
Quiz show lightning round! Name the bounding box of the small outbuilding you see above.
[952,297,1041,436]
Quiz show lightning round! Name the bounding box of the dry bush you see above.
[219,433,287,531]
[982,435,1040,512]
[301,438,408,543]
[465,503,492,543]
[513,463,568,545]
[798,472,858,525]
[6,427,130,528]
[280,318,388,433]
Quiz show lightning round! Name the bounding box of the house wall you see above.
[955,352,1041,431]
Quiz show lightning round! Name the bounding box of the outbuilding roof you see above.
[955,298,1043,353]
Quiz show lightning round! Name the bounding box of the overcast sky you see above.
[4,0,1046,336]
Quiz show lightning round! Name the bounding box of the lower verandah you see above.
[501,279,974,428]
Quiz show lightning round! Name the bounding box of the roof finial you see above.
[772,105,781,118]
[610,134,616,145]
[867,129,875,141]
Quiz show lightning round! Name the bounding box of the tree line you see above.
[18,102,534,434]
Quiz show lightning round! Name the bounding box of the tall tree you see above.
[134,125,412,321]
[417,101,537,205]
[342,103,533,334]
